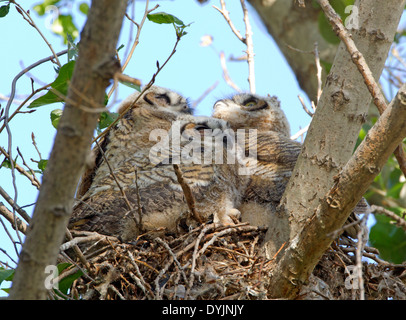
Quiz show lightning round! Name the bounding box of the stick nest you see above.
[63,223,406,300]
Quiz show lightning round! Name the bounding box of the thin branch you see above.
[94,140,134,213]
[0,186,31,224]
[0,83,50,134]
[11,1,61,67]
[1,50,67,226]
[240,0,255,93]
[370,205,406,231]
[213,0,245,42]
[121,2,160,72]
[313,42,322,104]
[219,52,241,92]
[173,164,203,224]
[297,95,314,117]
[0,146,41,190]
[355,213,369,300]
[106,1,160,100]
[191,81,219,109]
[214,0,256,93]
[0,203,28,234]
[290,124,309,141]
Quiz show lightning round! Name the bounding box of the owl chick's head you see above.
[118,85,192,116]
[156,115,235,166]
[212,93,290,137]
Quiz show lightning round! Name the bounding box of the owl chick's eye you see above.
[243,98,257,108]
[155,94,171,105]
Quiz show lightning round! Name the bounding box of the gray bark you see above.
[262,0,406,298]
[8,0,128,300]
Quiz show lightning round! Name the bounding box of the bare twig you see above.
[370,205,406,231]
[191,81,219,109]
[106,1,160,100]
[240,0,256,93]
[0,203,28,234]
[0,186,31,224]
[213,0,244,42]
[173,164,203,224]
[214,0,256,93]
[94,140,134,213]
[219,52,241,92]
[64,229,91,270]
[313,42,322,104]
[297,95,314,117]
[121,2,160,72]
[355,213,369,300]
[290,124,309,141]
[0,146,41,190]
[12,1,61,67]
[0,83,51,134]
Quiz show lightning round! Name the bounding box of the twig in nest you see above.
[173,164,203,224]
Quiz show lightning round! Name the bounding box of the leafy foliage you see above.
[147,12,191,38]
[0,267,14,294]
[370,213,406,264]
[28,60,76,109]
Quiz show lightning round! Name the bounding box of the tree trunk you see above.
[8,0,128,300]
[248,0,339,102]
[262,0,406,298]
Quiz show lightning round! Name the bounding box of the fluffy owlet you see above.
[70,86,246,241]
[213,93,301,238]
[213,93,366,247]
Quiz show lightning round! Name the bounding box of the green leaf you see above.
[0,268,14,286]
[318,12,340,45]
[78,2,89,15]
[56,263,83,296]
[1,155,18,169]
[369,213,406,264]
[51,15,79,43]
[117,44,125,52]
[67,34,79,61]
[50,108,63,128]
[33,0,60,16]
[38,159,48,173]
[0,3,10,18]
[147,12,184,26]
[119,80,141,92]
[98,112,119,131]
[29,60,75,108]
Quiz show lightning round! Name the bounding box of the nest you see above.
[59,223,406,300]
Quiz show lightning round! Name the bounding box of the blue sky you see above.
[0,0,318,291]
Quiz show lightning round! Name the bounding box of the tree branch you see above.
[8,0,129,300]
[264,0,406,298]
[269,83,406,298]
[317,0,406,178]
